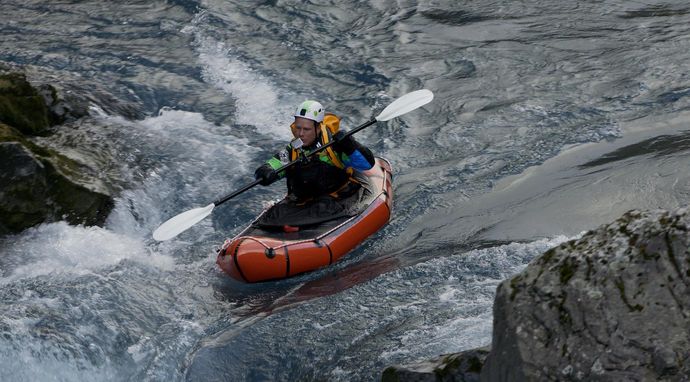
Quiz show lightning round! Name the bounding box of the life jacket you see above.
[287,113,358,199]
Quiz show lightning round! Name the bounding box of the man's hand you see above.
[254,164,279,186]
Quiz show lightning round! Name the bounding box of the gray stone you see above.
[37,83,89,125]
[0,137,113,235]
[385,208,690,381]
[481,208,690,381]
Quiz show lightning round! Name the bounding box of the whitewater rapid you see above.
[1,0,690,380]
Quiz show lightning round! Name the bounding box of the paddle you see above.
[152,89,434,241]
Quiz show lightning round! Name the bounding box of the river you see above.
[1,0,689,380]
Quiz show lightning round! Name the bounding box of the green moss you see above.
[435,355,462,379]
[542,248,556,264]
[615,278,644,312]
[510,274,523,301]
[380,368,400,382]
[466,355,483,373]
[0,73,35,95]
[0,73,51,136]
[0,122,51,156]
[559,257,578,284]
[557,292,572,327]
[558,305,572,326]
[536,248,559,280]
[0,123,86,180]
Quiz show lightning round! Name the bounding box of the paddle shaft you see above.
[212,117,377,207]
[213,179,262,206]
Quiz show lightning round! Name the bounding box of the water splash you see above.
[187,11,294,138]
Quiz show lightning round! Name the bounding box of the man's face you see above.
[294,117,318,146]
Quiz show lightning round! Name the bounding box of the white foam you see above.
[0,222,174,284]
[0,346,117,382]
[371,236,574,363]
[89,108,257,239]
[135,107,256,178]
[189,13,293,138]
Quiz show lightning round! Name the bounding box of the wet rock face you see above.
[0,140,113,235]
[0,72,90,135]
[0,69,114,235]
[483,208,690,381]
[382,208,690,381]
[0,72,51,136]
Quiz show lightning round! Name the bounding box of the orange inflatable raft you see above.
[216,158,393,283]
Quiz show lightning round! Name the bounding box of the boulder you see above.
[384,208,690,381]
[482,208,690,381]
[0,123,113,234]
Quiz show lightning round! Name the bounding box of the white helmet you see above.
[294,100,324,123]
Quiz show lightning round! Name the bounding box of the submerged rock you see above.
[382,347,489,382]
[385,208,690,381]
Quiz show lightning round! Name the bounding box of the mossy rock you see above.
[0,123,86,180]
[0,72,51,136]
[0,124,113,234]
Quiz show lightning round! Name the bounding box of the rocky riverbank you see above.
[0,66,114,235]
[384,207,690,381]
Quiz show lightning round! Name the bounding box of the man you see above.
[253,100,375,229]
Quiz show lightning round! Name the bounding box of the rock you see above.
[0,123,113,234]
[37,83,89,125]
[384,208,690,381]
[482,208,690,381]
[0,72,52,136]
[0,69,114,234]
[382,347,489,382]
[0,69,92,136]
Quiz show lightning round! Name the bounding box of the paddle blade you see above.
[152,203,215,241]
[375,89,434,122]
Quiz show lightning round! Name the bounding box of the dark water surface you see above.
[1,0,690,380]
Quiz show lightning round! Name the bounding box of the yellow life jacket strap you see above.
[319,123,346,169]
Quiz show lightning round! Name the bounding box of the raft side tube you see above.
[325,197,390,263]
[286,241,332,276]
[237,238,289,282]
